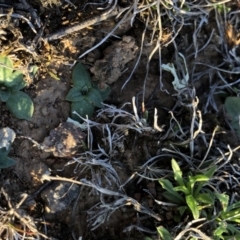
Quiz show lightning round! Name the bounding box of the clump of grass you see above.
[0,188,49,240]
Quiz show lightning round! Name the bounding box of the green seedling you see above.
[0,127,16,168]
[156,226,172,240]
[0,55,35,120]
[213,193,240,240]
[157,159,240,239]
[224,96,240,138]
[159,159,216,220]
[66,62,110,122]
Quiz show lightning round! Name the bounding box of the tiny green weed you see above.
[213,194,240,239]
[0,55,35,120]
[66,62,110,122]
[159,159,216,220]
[156,159,240,239]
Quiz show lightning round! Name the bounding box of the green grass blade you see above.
[196,193,215,204]
[178,206,188,216]
[215,193,229,212]
[213,221,228,238]
[192,174,210,197]
[173,186,189,195]
[157,226,172,240]
[226,201,240,212]
[171,158,185,187]
[221,210,240,223]
[159,179,185,204]
[186,194,199,220]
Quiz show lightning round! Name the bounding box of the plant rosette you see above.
[66,62,110,122]
[159,159,217,221]
[0,55,35,120]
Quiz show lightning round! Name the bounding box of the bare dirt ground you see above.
[1,0,240,240]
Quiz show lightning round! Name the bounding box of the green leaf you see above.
[159,179,185,204]
[216,193,229,212]
[6,91,34,120]
[204,165,217,178]
[189,174,209,195]
[224,97,240,137]
[227,215,240,223]
[72,62,92,88]
[189,175,209,183]
[0,55,13,82]
[162,191,184,205]
[0,87,11,102]
[0,56,26,90]
[86,88,103,108]
[0,156,16,168]
[156,226,172,240]
[71,99,95,122]
[226,201,240,212]
[0,146,16,169]
[172,158,185,187]
[195,166,216,196]
[221,209,240,223]
[186,194,199,220]
[94,83,111,101]
[4,70,25,89]
[226,96,240,118]
[81,85,89,95]
[196,193,215,204]
[226,223,240,234]
[214,222,228,238]
[224,234,240,240]
[177,206,187,216]
[0,147,10,159]
[66,86,86,102]
[173,185,189,195]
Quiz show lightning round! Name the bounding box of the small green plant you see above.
[156,159,240,239]
[0,127,16,168]
[66,62,110,122]
[159,159,216,220]
[146,196,240,240]
[213,194,240,240]
[0,55,35,120]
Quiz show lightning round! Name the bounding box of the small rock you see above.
[41,122,86,157]
[14,158,50,187]
[41,181,79,220]
[90,35,138,84]
[0,127,16,150]
[41,106,49,116]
